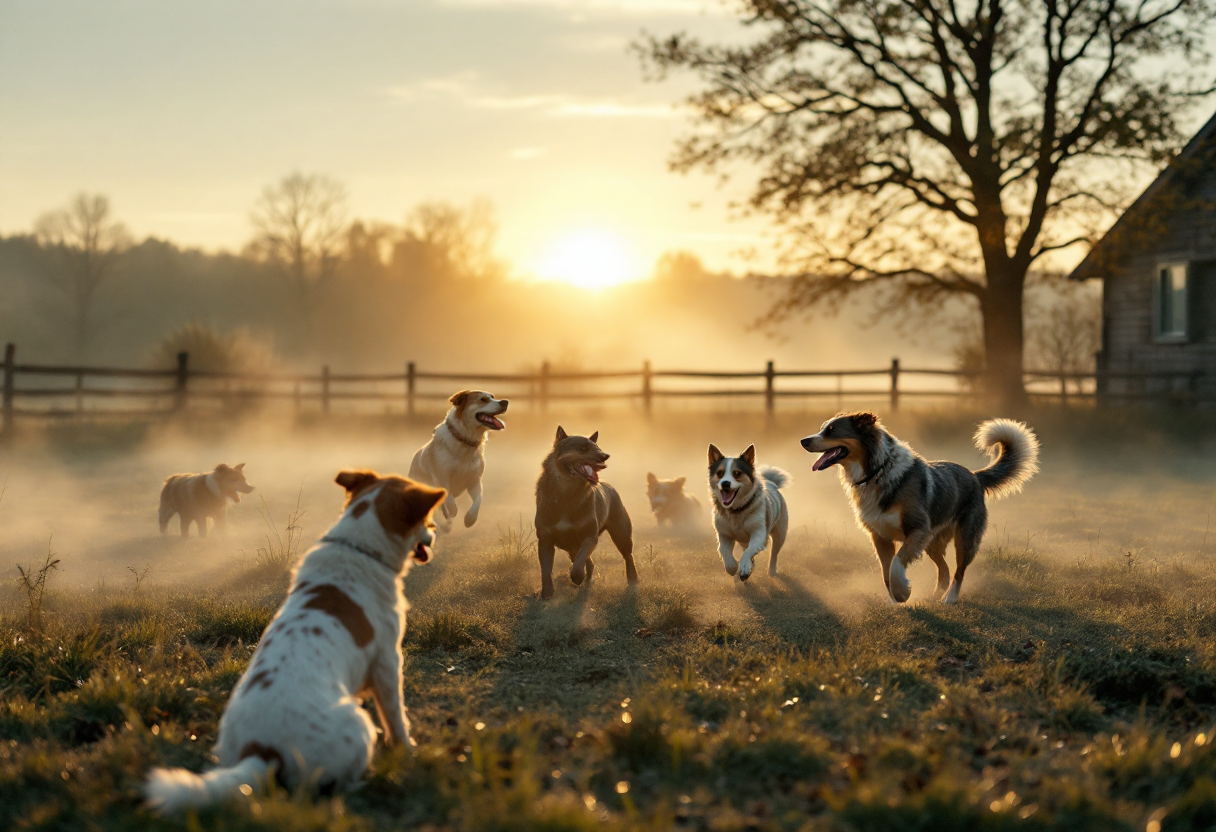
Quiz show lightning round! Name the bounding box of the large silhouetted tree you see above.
[640,0,1216,404]
[248,172,348,337]
[34,193,131,358]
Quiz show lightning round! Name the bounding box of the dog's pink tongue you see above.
[490,416,505,430]
[812,450,839,472]
[582,464,600,484]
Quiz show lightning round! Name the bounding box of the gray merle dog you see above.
[801,413,1038,604]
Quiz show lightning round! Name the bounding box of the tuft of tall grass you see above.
[16,539,60,632]
[252,489,307,573]
[492,517,537,566]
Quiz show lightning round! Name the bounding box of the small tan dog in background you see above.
[145,469,446,812]
[409,389,508,532]
[158,463,255,537]
[646,473,702,529]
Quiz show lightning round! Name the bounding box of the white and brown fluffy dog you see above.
[646,473,702,529]
[409,389,508,532]
[800,412,1038,604]
[708,445,790,581]
[158,463,255,537]
[144,470,446,813]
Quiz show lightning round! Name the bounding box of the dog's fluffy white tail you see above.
[759,466,790,490]
[145,756,271,814]
[973,419,1039,500]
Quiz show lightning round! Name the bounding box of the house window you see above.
[1157,262,1189,340]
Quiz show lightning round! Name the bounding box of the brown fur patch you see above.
[351,500,371,519]
[240,741,286,783]
[246,669,274,690]
[449,389,471,417]
[302,584,375,647]
[336,470,381,505]
[373,478,446,538]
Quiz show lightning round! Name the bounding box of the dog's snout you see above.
[499,400,509,412]
[800,436,816,450]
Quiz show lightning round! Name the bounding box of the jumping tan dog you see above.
[409,390,508,532]
[159,463,255,538]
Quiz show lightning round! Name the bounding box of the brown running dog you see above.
[534,427,635,599]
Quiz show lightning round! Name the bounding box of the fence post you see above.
[406,361,416,418]
[764,360,775,418]
[321,365,331,415]
[1059,371,1068,406]
[76,372,84,414]
[539,361,550,414]
[2,343,14,444]
[174,351,189,412]
[889,358,900,411]
[642,360,652,418]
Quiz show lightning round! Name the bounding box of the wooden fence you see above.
[0,341,1201,440]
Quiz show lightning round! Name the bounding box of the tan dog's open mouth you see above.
[719,487,737,506]
[476,412,506,430]
[414,542,432,562]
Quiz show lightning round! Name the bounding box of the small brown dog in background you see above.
[646,473,702,529]
[159,463,255,538]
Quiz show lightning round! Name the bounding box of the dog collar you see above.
[320,534,390,569]
[855,456,892,487]
[725,489,760,514]
[445,416,482,448]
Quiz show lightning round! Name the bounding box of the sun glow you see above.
[535,230,641,289]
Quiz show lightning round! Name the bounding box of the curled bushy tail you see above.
[973,419,1039,500]
[759,466,790,490]
[145,756,271,814]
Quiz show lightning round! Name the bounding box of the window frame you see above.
[1154,260,1190,343]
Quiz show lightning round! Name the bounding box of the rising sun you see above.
[536,230,640,290]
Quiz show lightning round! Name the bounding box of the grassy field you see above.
[3,407,1216,831]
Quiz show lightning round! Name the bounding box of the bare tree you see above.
[392,199,506,283]
[640,0,1216,405]
[34,193,131,357]
[248,172,348,335]
[1027,277,1102,397]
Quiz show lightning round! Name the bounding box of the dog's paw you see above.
[464,512,478,528]
[941,583,960,605]
[888,560,912,603]
[569,567,585,586]
[540,584,555,600]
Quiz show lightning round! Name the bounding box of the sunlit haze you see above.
[0,0,766,277]
[535,229,641,288]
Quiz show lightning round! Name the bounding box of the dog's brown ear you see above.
[741,445,756,467]
[589,431,599,444]
[214,463,231,473]
[708,444,723,465]
[336,469,379,497]
[376,480,447,538]
[674,477,686,489]
[404,483,447,523]
[555,425,568,443]
[449,390,471,409]
[853,412,879,431]
[646,472,657,484]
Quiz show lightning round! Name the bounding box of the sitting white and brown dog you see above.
[409,389,508,532]
[708,444,790,581]
[144,470,446,813]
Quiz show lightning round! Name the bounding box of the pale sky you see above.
[0,0,772,279]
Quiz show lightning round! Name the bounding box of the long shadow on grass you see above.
[736,573,846,649]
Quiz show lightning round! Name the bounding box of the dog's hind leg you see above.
[926,532,951,596]
[945,507,986,605]
[768,502,790,576]
[179,514,191,538]
[605,497,637,585]
[538,538,557,599]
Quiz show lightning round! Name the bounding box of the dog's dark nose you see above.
[601,453,610,461]
[800,436,815,450]
[499,400,509,411]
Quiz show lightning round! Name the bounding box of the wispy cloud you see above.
[384,73,676,119]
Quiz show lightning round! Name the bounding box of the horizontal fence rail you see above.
[0,342,1204,439]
